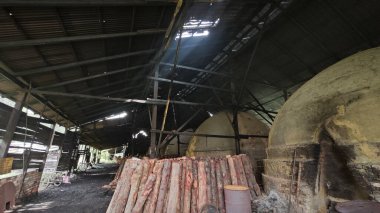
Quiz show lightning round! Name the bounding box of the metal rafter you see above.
[36,64,149,90]
[30,90,227,107]
[147,76,232,92]
[15,49,155,76]
[0,0,177,6]
[0,29,167,48]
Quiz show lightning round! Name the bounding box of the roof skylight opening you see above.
[105,111,127,120]
[207,111,214,117]
[176,18,220,40]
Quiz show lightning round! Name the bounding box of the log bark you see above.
[197,161,207,212]
[215,161,225,213]
[137,160,151,198]
[167,161,182,213]
[155,160,171,213]
[191,160,198,213]
[107,159,138,213]
[210,159,217,206]
[124,162,144,213]
[180,159,186,211]
[226,155,238,185]
[233,156,248,187]
[220,158,231,186]
[183,159,193,213]
[240,154,261,196]
[148,159,156,174]
[132,174,156,213]
[204,160,212,205]
[144,161,163,213]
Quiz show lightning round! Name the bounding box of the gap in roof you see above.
[175,18,220,39]
[105,111,127,120]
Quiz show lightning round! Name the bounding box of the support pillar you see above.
[40,124,57,172]
[149,66,159,157]
[0,93,28,158]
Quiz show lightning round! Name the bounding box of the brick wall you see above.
[0,170,42,200]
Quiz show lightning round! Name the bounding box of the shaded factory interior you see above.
[0,0,379,212]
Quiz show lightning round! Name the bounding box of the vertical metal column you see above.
[230,81,241,155]
[149,66,159,158]
[0,92,29,158]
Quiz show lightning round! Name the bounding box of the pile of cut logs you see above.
[103,158,127,190]
[106,154,261,213]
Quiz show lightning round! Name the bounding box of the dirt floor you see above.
[9,164,118,213]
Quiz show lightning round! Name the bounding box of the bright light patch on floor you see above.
[207,111,214,117]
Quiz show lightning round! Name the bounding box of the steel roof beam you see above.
[0,29,167,48]
[36,64,149,90]
[63,88,144,112]
[0,0,177,6]
[30,90,224,107]
[15,49,156,76]
[147,76,232,92]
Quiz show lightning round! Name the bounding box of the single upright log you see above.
[220,158,231,186]
[191,159,198,213]
[204,160,212,205]
[107,159,138,213]
[155,160,171,213]
[132,174,156,213]
[197,161,207,212]
[148,159,157,174]
[138,160,151,198]
[226,155,238,185]
[144,161,163,213]
[240,154,261,196]
[183,159,193,213]
[233,156,248,187]
[180,159,187,211]
[210,159,218,206]
[124,162,144,213]
[167,161,182,213]
[215,161,225,213]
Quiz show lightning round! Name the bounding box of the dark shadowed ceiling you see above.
[0,0,379,149]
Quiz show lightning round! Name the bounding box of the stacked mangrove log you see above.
[107,154,261,213]
[103,158,127,190]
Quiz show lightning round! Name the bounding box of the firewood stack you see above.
[103,158,127,190]
[106,154,261,213]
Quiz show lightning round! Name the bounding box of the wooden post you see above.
[0,92,28,158]
[40,123,57,172]
[149,66,159,157]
